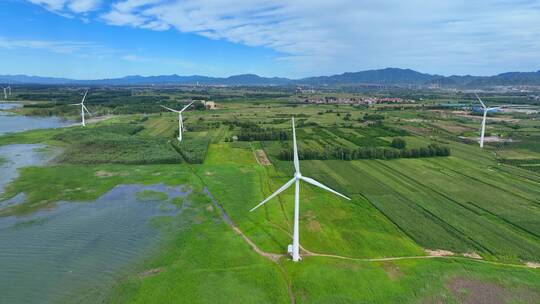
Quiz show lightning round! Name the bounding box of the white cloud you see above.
[26,0,540,76]
[0,36,107,55]
[28,0,101,14]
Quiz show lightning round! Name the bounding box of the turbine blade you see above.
[180,101,194,112]
[81,90,88,104]
[83,105,92,116]
[292,117,300,173]
[160,105,179,113]
[70,103,81,106]
[300,176,351,200]
[250,178,296,212]
[474,93,486,109]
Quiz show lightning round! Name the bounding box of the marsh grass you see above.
[136,190,169,202]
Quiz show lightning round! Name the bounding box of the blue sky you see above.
[1,0,540,79]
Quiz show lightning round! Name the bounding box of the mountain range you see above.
[1,68,540,87]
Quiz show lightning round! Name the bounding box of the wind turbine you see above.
[250,117,351,262]
[475,93,499,148]
[71,90,91,126]
[160,101,194,142]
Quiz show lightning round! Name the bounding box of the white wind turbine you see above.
[475,93,499,148]
[71,90,91,127]
[250,117,351,262]
[160,101,194,142]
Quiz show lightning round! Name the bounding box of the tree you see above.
[391,137,407,149]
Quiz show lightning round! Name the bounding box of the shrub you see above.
[391,138,407,149]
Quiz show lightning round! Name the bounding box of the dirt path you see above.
[202,187,293,303]
[303,251,535,269]
[203,185,537,270]
[200,183,536,304]
[203,188,283,263]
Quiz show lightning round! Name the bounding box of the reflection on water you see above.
[0,183,187,303]
[0,103,73,135]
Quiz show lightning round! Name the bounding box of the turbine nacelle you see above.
[71,89,90,126]
[160,101,194,142]
[474,93,498,149]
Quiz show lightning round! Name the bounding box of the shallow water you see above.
[0,183,187,303]
[0,144,54,195]
[0,103,73,135]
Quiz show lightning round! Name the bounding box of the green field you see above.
[1,93,539,303]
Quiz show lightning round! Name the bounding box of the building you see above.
[303,96,414,105]
[200,100,216,110]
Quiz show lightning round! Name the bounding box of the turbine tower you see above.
[2,87,6,100]
[71,90,91,126]
[250,117,351,262]
[475,93,499,148]
[160,101,194,142]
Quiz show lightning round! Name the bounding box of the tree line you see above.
[231,122,290,141]
[278,144,450,161]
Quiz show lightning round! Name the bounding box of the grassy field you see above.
[1,96,539,303]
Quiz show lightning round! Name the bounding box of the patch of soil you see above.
[206,204,214,212]
[94,170,128,177]
[307,220,321,232]
[426,249,455,257]
[463,252,482,259]
[526,262,540,268]
[138,267,163,278]
[446,278,511,304]
[435,123,474,133]
[381,261,403,280]
[94,170,117,177]
[85,115,114,124]
[255,149,272,165]
[305,210,316,220]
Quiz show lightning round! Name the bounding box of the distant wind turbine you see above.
[250,117,351,262]
[71,90,91,126]
[475,93,499,148]
[160,101,194,142]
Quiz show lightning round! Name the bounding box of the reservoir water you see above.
[0,144,56,195]
[0,103,73,135]
[0,184,186,303]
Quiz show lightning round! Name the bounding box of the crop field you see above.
[1,90,539,303]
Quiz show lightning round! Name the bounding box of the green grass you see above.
[136,190,169,202]
[108,188,290,304]
[293,156,540,262]
[195,144,424,258]
[285,257,540,303]
[1,100,540,303]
